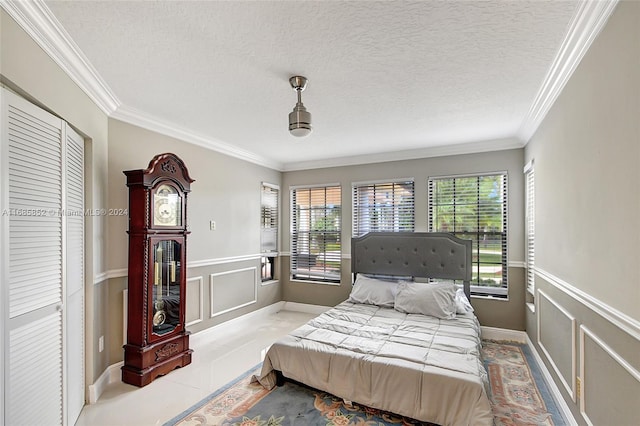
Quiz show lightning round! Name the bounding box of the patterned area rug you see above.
[482,341,565,425]
[164,341,566,426]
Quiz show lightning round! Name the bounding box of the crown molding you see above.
[4,0,619,172]
[2,0,282,170]
[111,105,283,171]
[518,0,619,143]
[1,0,121,115]
[282,137,524,171]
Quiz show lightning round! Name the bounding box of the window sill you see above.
[471,294,510,302]
[261,279,279,286]
[290,279,341,286]
[526,302,535,314]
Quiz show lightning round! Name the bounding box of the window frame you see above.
[352,178,415,237]
[260,182,279,282]
[290,184,342,284]
[428,172,508,297]
[524,160,535,295]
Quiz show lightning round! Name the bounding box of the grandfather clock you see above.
[122,153,194,387]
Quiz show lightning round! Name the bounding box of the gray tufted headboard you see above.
[351,232,473,300]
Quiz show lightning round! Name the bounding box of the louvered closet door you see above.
[65,124,85,425]
[2,89,64,425]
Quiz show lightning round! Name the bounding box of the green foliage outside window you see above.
[430,174,507,290]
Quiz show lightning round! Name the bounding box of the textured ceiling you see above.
[43,0,581,170]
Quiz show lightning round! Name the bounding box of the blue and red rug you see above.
[165,341,567,426]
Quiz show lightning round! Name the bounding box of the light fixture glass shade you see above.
[289,103,312,137]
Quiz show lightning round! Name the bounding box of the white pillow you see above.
[455,288,474,314]
[348,275,400,307]
[394,282,457,319]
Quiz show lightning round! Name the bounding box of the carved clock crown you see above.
[124,153,195,191]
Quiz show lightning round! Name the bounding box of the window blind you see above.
[261,183,278,282]
[260,183,278,255]
[291,185,341,283]
[428,173,508,296]
[525,165,535,293]
[352,180,415,237]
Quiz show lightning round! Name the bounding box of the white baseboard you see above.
[190,301,331,347]
[90,302,287,403]
[93,304,554,414]
[481,326,527,343]
[88,361,123,404]
[190,301,286,347]
[525,334,578,425]
[481,327,577,425]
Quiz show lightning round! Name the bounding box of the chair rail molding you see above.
[535,267,640,341]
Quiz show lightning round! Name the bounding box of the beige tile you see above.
[77,310,316,426]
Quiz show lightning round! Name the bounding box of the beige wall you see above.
[1,7,284,387]
[525,2,639,321]
[9,4,638,422]
[106,119,282,348]
[524,1,640,424]
[282,148,527,330]
[1,9,109,385]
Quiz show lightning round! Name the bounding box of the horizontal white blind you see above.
[428,174,508,295]
[8,311,63,426]
[261,184,278,255]
[352,180,414,237]
[525,166,535,292]
[291,185,341,282]
[8,103,63,318]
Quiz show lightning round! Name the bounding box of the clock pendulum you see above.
[153,243,166,326]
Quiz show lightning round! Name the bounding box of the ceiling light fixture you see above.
[288,76,312,137]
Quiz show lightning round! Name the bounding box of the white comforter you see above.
[253,301,493,426]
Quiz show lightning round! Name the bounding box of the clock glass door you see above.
[152,240,182,337]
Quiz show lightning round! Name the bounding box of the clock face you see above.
[153,184,181,227]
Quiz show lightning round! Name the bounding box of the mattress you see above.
[253,301,493,426]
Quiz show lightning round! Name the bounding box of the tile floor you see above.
[76,310,317,426]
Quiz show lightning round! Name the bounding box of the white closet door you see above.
[64,124,84,425]
[2,89,64,425]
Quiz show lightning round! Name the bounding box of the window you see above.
[524,161,535,294]
[352,179,415,237]
[291,185,341,283]
[428,173,508,297]
[261,183,278,282]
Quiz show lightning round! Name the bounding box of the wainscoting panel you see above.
[579,326,640,426]
[537,289,576,401]
[210,267,258,318]
[186,276,204,327]
[531,270,640,424]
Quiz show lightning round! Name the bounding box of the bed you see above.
[253,232,493,425]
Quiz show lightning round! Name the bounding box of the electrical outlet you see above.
[98,335,104,353]
[209,220,216,231]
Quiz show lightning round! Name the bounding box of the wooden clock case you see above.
[121,153,195,387]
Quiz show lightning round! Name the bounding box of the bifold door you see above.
[1,88,85,425]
